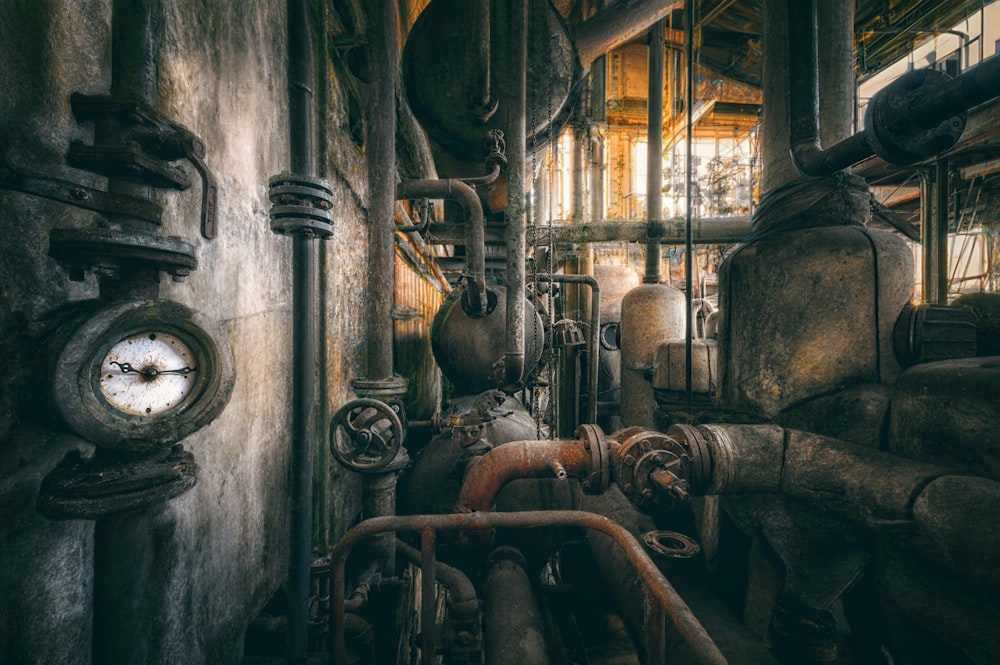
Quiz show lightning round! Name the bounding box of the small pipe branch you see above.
[534,274,601,423]
[397,178,487,316]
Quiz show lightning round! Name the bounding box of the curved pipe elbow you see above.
[396,177,487,315]
[457,438,592,513]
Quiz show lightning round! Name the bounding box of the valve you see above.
[329,398,404,473]
[614,428,692,512]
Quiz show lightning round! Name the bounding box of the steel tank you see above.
[619,283,686,428]
[718,225,912,418]
[431,285,545,396]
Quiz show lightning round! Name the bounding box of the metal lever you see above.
[181,137,219,239]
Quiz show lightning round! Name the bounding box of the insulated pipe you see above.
[286,0,321,660]
[457,438,592,513]
[644,18,665,284]
[499,0,528,388]
[329,511,728,665]
[534,274,601,424]
[365,0,399,382]
[574,0,683,66]
[482,547,550,665]
[786,0,1000,177]
[397,178,487,316]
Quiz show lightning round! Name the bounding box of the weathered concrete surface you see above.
[0,1,372,663]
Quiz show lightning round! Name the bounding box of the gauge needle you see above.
[110,361,197,377]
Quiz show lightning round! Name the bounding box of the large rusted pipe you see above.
[329,511,728,665]
[483,547,550,665]
[456,438,592,513]
[397,178,487,315]
[574,0,683,65]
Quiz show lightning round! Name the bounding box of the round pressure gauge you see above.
[50,300,235,451]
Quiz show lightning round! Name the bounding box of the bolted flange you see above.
[268,172,334,238]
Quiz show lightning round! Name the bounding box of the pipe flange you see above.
[268,172,334,238]
[697,424,736,494]
[643,530,701,560]
[350,376,409,399]
[865,68,967,166]
[667,423,712,494]
[616,429,690,511]
[578,423,610,494]
[37,444,197,519]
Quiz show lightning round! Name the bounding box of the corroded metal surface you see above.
[329,510,728,665]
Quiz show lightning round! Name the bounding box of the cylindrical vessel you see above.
[718,226,911,418]
[619,283,686,428]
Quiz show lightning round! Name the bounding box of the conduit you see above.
[397,178,487,316]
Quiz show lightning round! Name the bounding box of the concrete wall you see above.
[0,1,371,662]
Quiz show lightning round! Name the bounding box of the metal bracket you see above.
[67,93,219,239]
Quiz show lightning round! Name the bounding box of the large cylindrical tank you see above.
[718,225,912,418]
[619,283,686,428]
[431,285,545,396]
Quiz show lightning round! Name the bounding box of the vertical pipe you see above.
[590,55,607,224]
[286,0,319,661]
[365,0,398,381]
[934,159,950,303]
[644,19,665,284]
[420,527,438,665]
[921,170,934,303]
[471,0,492,113]
[500,0,528,387]
[684,1,695,407]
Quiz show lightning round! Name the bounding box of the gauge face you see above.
[50,300,235,451]
[98,332,198,416]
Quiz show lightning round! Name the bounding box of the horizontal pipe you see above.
[329,511,728,665]
[908,54,1000,129]
[398,178,487,316]
[573,0,683,65]
[534,274,601,423]
[457,438,592,513]
[425,217,753,246]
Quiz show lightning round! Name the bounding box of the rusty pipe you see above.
[397,178,487,316]
[456,437,592,513]
[483,547,550,665]
[534,274,601,424]
[395,539,478,618]
[644,18,665,284]
[329,511,728,665]
[574,0,683,66]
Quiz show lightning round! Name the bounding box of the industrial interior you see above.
[3,0,1000,663]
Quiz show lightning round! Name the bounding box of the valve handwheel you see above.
[329,398,403,472]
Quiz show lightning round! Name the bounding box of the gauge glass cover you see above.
[99,332,197,416]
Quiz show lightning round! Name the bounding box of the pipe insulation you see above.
[681,424,1000,588]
